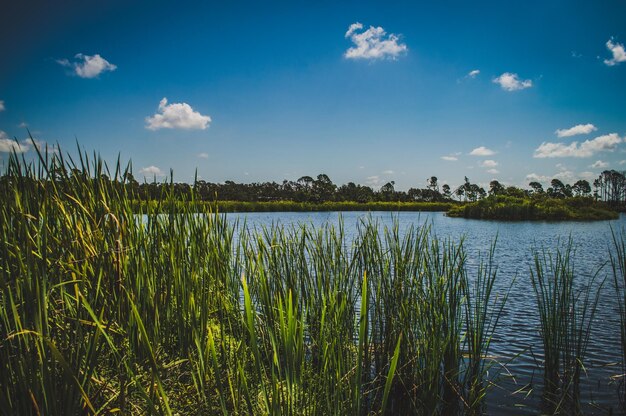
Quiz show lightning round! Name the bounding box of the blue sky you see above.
[1,0,625,190]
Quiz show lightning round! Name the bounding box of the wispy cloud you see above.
[0,132,52,154]
[533,133,622,158]
[57,53,117,78]
[197,152,209,159]
[441,155,458,161]
[492,72,532,91]
[467,69,480,78]
[382,169,394,175]
[469,146,496,156]
[590,160,608,169]
[139,165,165,177]
[480,159,498,168]
[365,175,383,187]
[604,38,626,66]
[555,123,597,138]
[486,168,499,174]
[526,173,550,183]
[344,22,407,60]
[0,100,5,112]
[146,98,211,130]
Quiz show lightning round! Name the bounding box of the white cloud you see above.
[590,160,608,169]
[468,69,480,78]
[469,146,496,156]
[58,53,117,78]
[0,100,5,112]
[604,38,626,66]
[526,173,550,183]
[492,72,532,91]
[441,155,458,161]
[344,22,407,60]
[197,152,209,159]
[382,169,394,175]
[145,98,211,130]
[620,160,626,165]
[139,166,165,176]
[533,133,623,158]
[487,169,499,174]
[18,122,28,128]
[0,132,31,153]
[555,123,597,138]
[365,175,383,187]
[480,159,498,168]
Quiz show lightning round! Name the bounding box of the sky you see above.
[1,0,625,190]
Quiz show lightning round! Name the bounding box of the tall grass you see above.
[610,228,626,404]
[2,144,617,414]
[530,240,603,414]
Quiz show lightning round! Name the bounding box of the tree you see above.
[489,180,505,196]
[442,184,451,199]
[548,179,566,198]
[427,176,439,192]
[380,181,396,201]
[529,181,543,194]
[312,173,336,202]
[572,180,591,197]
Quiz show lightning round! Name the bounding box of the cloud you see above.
[0,100,4,112]
[620,160,626,165]
[57,53,117,78]
[344,22,407,60]
[492,72,532,91]
[0,130,30,153]
[139,166,165,176]
[486,169,499,174]
[469,146,496,156]
[468,69,480,78]
[197,152,209,159]
[590,160,608,169]
[480,159,498,168]
[441,155,458,161]
[365,175,382,187]
[533,133,622,158]
[382,169,394,175]
[604,38,626,66]
[145,98,211,130]
[526,173,550,183]
[555,123,597,138]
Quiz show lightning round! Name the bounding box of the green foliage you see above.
[0,144,618,415]
[447,195,617,221]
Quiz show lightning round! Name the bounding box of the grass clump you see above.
[530,240,603,414]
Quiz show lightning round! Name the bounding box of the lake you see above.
[227,210,626,415]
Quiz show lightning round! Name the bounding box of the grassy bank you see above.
[134,200,456,213]
[446,195,618,221]
[0,150,620,414]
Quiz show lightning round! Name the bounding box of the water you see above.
[227,210,626,414]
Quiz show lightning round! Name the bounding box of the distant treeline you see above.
[128,171,626,207]
[3,164,626,208]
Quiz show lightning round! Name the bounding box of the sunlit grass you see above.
[0,144,618,414]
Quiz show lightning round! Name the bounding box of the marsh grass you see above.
[530,240,603,414]
[610,228,626,406]
[1,143,614,415]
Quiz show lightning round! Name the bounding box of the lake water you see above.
[227,211,626,414]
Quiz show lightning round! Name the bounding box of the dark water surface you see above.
[227,211,626,414]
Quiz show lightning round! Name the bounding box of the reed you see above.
[530,240,602,414]
[610,228,626,404]
[3,143,617,415]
